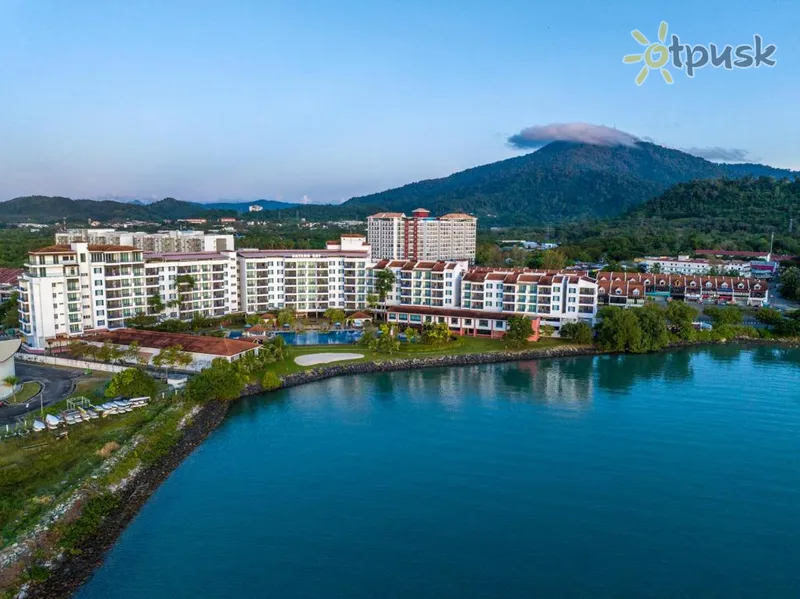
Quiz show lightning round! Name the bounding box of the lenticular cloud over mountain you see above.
[508,123,640,149]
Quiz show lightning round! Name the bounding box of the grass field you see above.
[261,336,571,378]
[0,400,172,546]
[7,381,42,405]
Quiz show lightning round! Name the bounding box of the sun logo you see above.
[623,21,674,85]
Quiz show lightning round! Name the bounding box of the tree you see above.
[666,301,698,340]
[147,291,165,314]
[261,371,281,391]
[505,316,533,348]
[152,344,193,379]
[634,303,670,352]
[277,307,296,328]
[540,324,555,338]
[477,244,504,267]
[403,327,418,343]
[3,375,19,403]
[126,312,158,329]
[704,306,743,327]
[560,321,593,344]
[420,322,450,346]
[596,306,643,352]
[185,358,248,402]
[324,308,345,325]
[369,324,400,354]
[245,313,263,326]
[541,249,567,270]
[780,267,800,301]
[366,294,379,310]
[374,270,396,307]
[94,342,124,364]
[123,341,143,365]
[650,262,662,274]
[1,292,19,330]
[755,307,783,326]
[68,341,93,360]
[105,368,157,399]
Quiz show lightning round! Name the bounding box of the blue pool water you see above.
[275,329,363,345]
[77,346,800,598]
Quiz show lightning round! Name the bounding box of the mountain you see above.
[4,142,796,225]
[552,176,800,262]
[200,199,298,212]
[0,196,235,223]
[626,176,800,230]
[322,141,795,224]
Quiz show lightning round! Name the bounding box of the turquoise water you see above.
[276,330,363,345]
[77,346,800,598]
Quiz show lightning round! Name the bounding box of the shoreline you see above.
[16,338,800,598]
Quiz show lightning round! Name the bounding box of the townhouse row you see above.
[17,235,769,350]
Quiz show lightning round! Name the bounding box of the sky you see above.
[0,0,798,204]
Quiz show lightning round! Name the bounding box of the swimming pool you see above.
[275,330,363,345]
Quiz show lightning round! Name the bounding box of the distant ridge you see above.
[3,141,795,225]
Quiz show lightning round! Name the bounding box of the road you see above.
[0,363,79,425]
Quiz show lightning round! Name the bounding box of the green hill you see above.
[0,196,235,223]
[265,141,796,225]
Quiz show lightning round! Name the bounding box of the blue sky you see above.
[0,0,797,203]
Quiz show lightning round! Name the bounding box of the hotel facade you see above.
[367,208,477,262]
[17,229,770,350]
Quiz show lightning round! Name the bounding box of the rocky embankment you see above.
[24,400,230,599]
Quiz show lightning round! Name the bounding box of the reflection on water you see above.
[235,346,798,418]
[77,347,800,599]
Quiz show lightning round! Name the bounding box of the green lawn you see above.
[260,336,574,379]
[0,400,172,546]
[8,381,42,404]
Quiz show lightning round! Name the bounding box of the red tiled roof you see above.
[30,244,76,255]
[81,328,258,357]
[0,268,23,285]
[348,311,372,319]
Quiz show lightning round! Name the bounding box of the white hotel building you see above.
[56,228,234,253]
[237,235,373,314]
[367,208,477,262]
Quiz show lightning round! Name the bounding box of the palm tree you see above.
[3,375,20,403]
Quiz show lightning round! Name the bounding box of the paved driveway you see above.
[0,363,79,425]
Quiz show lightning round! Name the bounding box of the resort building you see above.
[18,243,147,348]
[596,272,769,307]
[641,255,752,277]
[386,305,540,341]
[237,235,373,315]
[143,251,240,320]
[0,268,24,303]
[80,328,259,371]
[55,229,235,253]
[367,208,477,262]
[370,259,469,309]
[377,265,598,335]
[460,269,599,331]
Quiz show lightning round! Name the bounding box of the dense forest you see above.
[0,196,239,223]
[291,141,795,225]
[485,177,800,263]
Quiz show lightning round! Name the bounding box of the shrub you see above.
[261,371,281,391]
